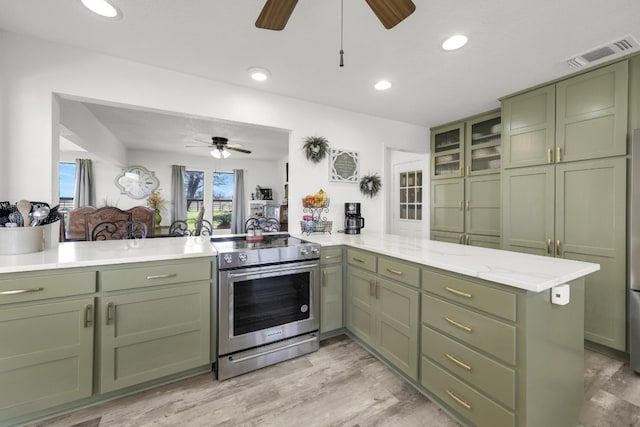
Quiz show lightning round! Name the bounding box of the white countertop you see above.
[293,232,600,292]
[0,236,217,274]
[0,232,599,292]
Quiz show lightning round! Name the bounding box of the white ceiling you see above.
[2,0,640,153]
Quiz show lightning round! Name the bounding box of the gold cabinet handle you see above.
[465,200,470,211]
[0,287,44,295]
[547,239,551,255]
[105,302,114,325]
[324,255,340,260]
[556,240,562,256]
[465,235,470,245]
[445,353,472,371]
[547,148,552,164]
[146,273,177,280]
[459,167,463,177]
[322,271,327,287]
[445,286,472,299]
[375,283,380,299]
[369,280,375,297]
[352,257,365,263]
[458,234,464,244]
[445,317,472,332]
[386,268,403,276]
[446,389,472,410]
[556,146,561,162]
[466,165,471,176]
[83,304,93,328]
[458,201,463,211]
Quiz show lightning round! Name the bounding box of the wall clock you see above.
[114,165,160,199]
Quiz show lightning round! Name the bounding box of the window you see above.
[184,170,204,220]
[213,172,233,230]
[59,162,76,210]
[399,170,423,220]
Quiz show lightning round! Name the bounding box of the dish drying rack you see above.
[300,198,332,235]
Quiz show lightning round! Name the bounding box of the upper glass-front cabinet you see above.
[431,123,464,179]
[466,113,501,176]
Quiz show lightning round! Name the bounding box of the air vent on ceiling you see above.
[566,35,639,69]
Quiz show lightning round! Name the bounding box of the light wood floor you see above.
[27,335,640,427]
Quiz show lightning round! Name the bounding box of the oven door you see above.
[218,260,319,356]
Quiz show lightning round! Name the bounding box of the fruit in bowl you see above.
[303,189,328,208]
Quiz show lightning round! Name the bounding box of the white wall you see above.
[0,31,428,234]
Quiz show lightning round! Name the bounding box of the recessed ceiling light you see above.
[374,80,392,91]
[81,0,122,19]
[442,34,468,51]
[248,67,270,81]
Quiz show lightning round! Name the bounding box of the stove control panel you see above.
[223,253,234,264]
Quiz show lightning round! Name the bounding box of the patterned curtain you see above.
[171,165,187,222]
[231,169,245,234]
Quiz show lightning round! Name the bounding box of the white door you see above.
[390,157,428,237]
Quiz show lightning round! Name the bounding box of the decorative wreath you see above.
[360,174,382,198]
[302,136,329,163]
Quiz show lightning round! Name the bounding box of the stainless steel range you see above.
[211,233,321,380]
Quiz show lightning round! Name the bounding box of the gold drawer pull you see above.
[556,146,561,162]
[547,148,552,164]
[352,257,365,263]
[445,287,472,299]
[446,389,472,410]
[324,255,340,259]
[445,353,472,371]
[0,287,44,295]
[445,317,472,332]
[556,240,561,256]
[386,268,403,276]
[83,304,93,328]
[146,273,177,280]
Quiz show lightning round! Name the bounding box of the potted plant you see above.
[146,191,166,226]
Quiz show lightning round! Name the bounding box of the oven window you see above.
[233,272,311,336]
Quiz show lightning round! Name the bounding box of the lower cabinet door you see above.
[320,264,343,334]
[99,282,210,393]
[346,267,376,347]
[376,278,419,379]
[0,298,94,423]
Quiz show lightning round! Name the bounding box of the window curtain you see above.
[73,158,94,208]
[171,165,187,222]
[231,169,245,234]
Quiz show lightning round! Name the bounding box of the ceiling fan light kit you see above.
[211,148,230,159]
[187,136,252,159]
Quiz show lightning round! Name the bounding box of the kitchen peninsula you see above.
[0,233,598,427]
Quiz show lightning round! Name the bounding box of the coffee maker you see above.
[344,203,365,234]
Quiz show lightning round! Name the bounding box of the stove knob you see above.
[223,254,233,264]
[238,252,248,262]
[300,248,309,256]
[311,247,320,254]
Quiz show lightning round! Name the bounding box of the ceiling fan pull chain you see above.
[339,0,345,67]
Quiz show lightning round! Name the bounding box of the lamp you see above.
[211,148,231,159]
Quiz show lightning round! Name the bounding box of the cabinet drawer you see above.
[422,294,516,365]
[422,269,516,322]
[0,271,96,304]
[421,357,514,427]
[422,325,515,409]
[321,246,343,265]
[347,249,376,273]
[100,259,211,292]
[378,257,420,288]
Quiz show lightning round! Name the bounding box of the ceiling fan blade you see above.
[227,143,245,149]
[184,145,209,148]
[365,0,416,29]
[227,146,252,154]
[255,0,298,31]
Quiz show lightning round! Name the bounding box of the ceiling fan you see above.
[186,137,252,159]
[255,0,416,31]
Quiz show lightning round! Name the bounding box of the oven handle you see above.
[226,262,319,279]
[228,336,318,363]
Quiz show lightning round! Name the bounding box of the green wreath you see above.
[360,174,382,198]
[302,136,329,163]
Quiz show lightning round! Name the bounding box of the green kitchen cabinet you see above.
[502,60,628,169]
[502,158,627,350]
[0,270,96,424]
[320,246,343,335]
[431,122,465,179]
[464,112,502,176]
[97,260,212,393]
[421,267,585,427]
[431,178,464,234]
[346,249,420,378]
